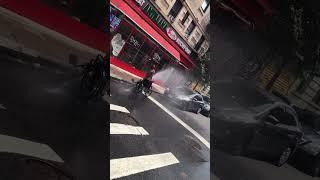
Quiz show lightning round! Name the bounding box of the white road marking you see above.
[110,104,130,113]
[0,134,64,163]
[110,123,149,135]
[0,104,6,110]
[110,152,179,179]
[147,96,210,149]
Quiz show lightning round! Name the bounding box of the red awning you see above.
[111,0,193,69]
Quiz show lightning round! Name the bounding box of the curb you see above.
[0,45,74,72]
[110,75,134,85]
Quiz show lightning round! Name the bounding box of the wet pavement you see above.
[109,79,211,179]
[0,54,108,180]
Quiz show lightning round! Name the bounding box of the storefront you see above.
[110,0,196,87]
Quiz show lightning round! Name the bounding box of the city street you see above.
[0,53,108,180]
[109,79,211,179]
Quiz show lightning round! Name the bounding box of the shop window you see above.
[185,21,196,37]
[132,41,154,70]
[110,6,182,74]
[114,21,132,40]
[111,19,133,57]
[168,0,183,20]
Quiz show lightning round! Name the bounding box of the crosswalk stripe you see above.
[110,152,179,179]
[110,123,149,135]
[0,134,64,163]
[147,96,210,149]
[110,104,130,113]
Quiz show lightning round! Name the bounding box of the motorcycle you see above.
[135,79,153,97]
[78,54,108,99]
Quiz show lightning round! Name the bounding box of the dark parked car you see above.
[165,86,205,113]
[201,95,210,117]
[289,107,320,177]
[213,79,303,166]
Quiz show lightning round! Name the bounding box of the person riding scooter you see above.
[142,64,156,90]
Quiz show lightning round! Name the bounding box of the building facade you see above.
[110,0,210,87]
[152,0,210,57]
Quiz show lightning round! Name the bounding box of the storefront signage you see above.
[166,27,191,54]
[166,27,177,41]
[133,0,191,55]
[134,0,167,29]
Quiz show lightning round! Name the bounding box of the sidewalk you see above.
[0,6,104,68]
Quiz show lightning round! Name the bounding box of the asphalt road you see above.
[109,79,211,180]
[0,54,108,180]
[213,149,320,180]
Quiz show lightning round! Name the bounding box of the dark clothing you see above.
[142,79,152,89]
[145,69,155,81]
[142,68,155,89]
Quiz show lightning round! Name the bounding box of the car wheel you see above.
[277,147,292,166]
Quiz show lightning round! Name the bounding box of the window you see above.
[195,95,203,101]
[195,35,205,51]
[195,31,200,38]
[185,21,196,37]
[201,0,209,12]
[168,0,183,19]
[181,11,189,25]
[203,96,210,103]
[199,47,206,55]
[191,37,197,45]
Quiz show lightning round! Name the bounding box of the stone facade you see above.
[151,0,210,57]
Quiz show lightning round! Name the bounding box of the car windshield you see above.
[203,96,210,103]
